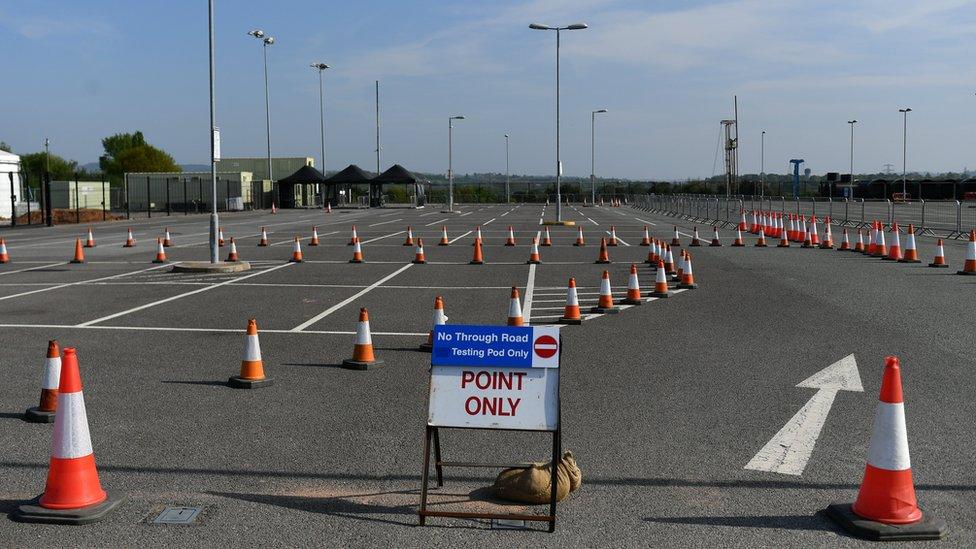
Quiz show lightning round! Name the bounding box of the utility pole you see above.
[208,1,219,262]
[899,108,911,198]
[504,134,510,203]
[848,120,857,197]
[43,138,52,227]
[375,81,381,175]
[760,130,765,198]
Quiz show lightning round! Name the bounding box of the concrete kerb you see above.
[170,261,252,273]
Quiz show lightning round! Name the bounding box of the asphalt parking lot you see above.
[1,202,974,547]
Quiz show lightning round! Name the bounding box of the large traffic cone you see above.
[957,230,976,275]
[271,203,277,214]
[342,308,383,370]
[640,226,651,246]
[541,226,552,246]
[826,356,947,541]
[574,226,586,246]
[309,226,320,246]
[84,227,96,248]
[226,237,239,262]
[709,226,722,247]
[527,237,541,264]
[560,278,582,325]
[854,229,865,253]
[70,239,85,264]
[644,241,657,264]
[13,347,120,524]
[651,260,670,298]
[152,238,168,263]
[591,270,619,314]
[348,225,358,245]
[438,226,450,246]
[689,227,702,246]
[472,226,483,245]
[801,218,814,248]
[755,229,767,247]
[885,223,902,261]
[671,226,681,246]
[738,211,748,232]
[750,211,759,234]
[258,227,269,246]
[218,228,225,247]
[0,237,10,263]
[838,228,851,251]
[229,319,273,388]
[24,340,61,423]
[290,237,303,263]
[732,229,745,247]
[809,216,821,246]
[929,239,948,268]
[122,228,136,248]
[403,226,414,246]
[413,238,427,264]
[777,225,790,247]
[349,238,364,263]
[900,225,920,263]
[664,245,676,275]
[326,202,332,213]
[874,225,888,258]
[866,221,878,255]
[507,287,524,326]
[820,219,834,249]
[162,228,173,247]
[608,226,620,246]
[622,264,643,305]
[470,237,484,265]
[679,252,698,289]
[504,226,517,246]
[420,296,447,351]
[595,237,611,264]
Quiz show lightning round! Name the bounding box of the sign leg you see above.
[433,427,444,487]
[419,426,432,526]
[548,428,560,533]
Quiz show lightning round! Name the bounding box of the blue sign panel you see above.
[431,324,560,369]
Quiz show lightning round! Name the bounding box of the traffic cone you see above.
[505,226,517,246]
[671,226,681,246]
[420,296,448,351]
[679,252,698,289]
[574,226,586,246]
[644,242,657,264]
[957,230,976,275]
[623,263,643,305]
[541,226,552,246]
[675,250,686,282]
[777,225,790,247]
[218,228,225,247]
[0,237,8,263]
[527,237,541,264]
[820,220,834,249]
[929,239,948,268]
[885,223,902,261]
[13,347,120,524]
[689,227,702,246]
[900,225,920,263]
[664,245,676,275]
[229,318,273,388]
[342,308,383,369]
[595,237,611,264]
[152,237,168,263]
[162,228,173,247]
[348,226,358,245]
[226,237,239,262]
[755,229,767,247]
[866,221,878,255]
[809,217,821,246]
[24,340,61,423]
[470,237,484,265]
[439,226,450,246]
[826,356,947,541]
[738,211,748,232]
[472,226,483,245]
[258,227,269,246]
[591,270,619,314]
[874,225,888,258]
[84,227,96,248]
[290,237,303,263]
[640,226,651,246]
[349,238,364,263]
[710,226,722,247]
[507,287,524,326]
[750,211,759,233]
[271,203,277,214]
[70,239,85,264]
[403,226,414,246]
[326,203,332,213]
[608,226,619,246]
[802,218,814,248]
[413,238,427,264]
[854,229,865,253]
[309,226,320,246]
[560,278,582,325]
[838,229,851,251]
[651,260,670,298]
[122,228,136,248]
[732,229,745,247]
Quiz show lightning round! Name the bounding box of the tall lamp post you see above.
[847,120,857,198]
[529,22,588,222]
[898,108,911,199]
[207,1,218,262]
[447,115,465,212]
[311,62,330,206]
[248,29,275,205]
[504,134,510,203]
[590,108,607,205]
[760,130,765,198]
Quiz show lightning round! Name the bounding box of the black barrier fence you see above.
[3,171,117,227]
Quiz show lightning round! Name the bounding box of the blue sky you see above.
[1,0,975,179]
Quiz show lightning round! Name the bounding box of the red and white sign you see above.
[534,335,558,359]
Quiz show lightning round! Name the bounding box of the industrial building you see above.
[215,157,314,183]
[0,149,21,219]
[122,171,265,213]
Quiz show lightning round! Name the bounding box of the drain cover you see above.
[153,506,202,524]
[491,518,529,530]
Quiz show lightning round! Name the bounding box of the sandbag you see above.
[491,451,581,504]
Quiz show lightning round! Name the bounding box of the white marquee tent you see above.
[0,150,22,219]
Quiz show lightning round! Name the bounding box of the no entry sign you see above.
[428,325,560,431]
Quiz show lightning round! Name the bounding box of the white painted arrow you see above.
[745,354,863,476]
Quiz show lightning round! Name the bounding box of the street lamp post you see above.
[760,130,765,198]
[899,108,911,199]
[447,115,465,212]
[530,22,588,222]
[504,134,510,203]
[311,62,330,206]
[208,1,218,262]
[590,108,607,205]
[847,120,857,198]
[248,30,275,204]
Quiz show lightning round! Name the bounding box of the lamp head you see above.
[263,36,275,45]
[248,29,265,38]
[529,23,553,30]
[566,23,588,30]
[311,62,330,70]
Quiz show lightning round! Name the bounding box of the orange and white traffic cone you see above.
[900,225,920,263]
[218,228,225,247]
[162,228,173,247]
[574,226,586,246]
[644,241,657,264]
[541,226,553,246]
[873,224,888,258]
[679,252,698,289]
[651,260,670,298]
[15,348,120,524]
[472,225,483,245]
[348,226,358,245]
[732,229,745,247]
[820,219,834,249]
[228,319,273,388]
[689,226,702,246]
[664,245,676,276]
[608,226,619,246]
[0,237,9,263]
[122,228,136,248]
[838,229,851,251]
[258,227,269,247]
[152,237,168,263]
[70,238,86,264]
[710,226,722,247]
[271,203,277,214]
[290,237,303,263]
[403,226,414,246]
[326,203,332,213]
[595,237,611,264]
[413,238,427,264]
[439,226,450,246]
[738,211,748,232]
[809,216,821,246]
[671,225,681,246]
[755,229,767,247]
[640,226,651,246]
[957,230,976,275]
[505,225,517,246]
[84,227,96,248]
[309,226,320,246]
[591,270,619,314]
[343,308,383,370]
[801,218,814,248]
[623,264,643,305]
[675,250,686,282]
[420,296,448,351]
[470,237,484,265]
[777,224,790,247]
[826,356,947,541]
[349,238,364,263]
[928,239,948,268]
[885,223,902,261]
[560,278,582,325]
[507,287,524,326]
[866,221,878,255]
[24,340,61,423]
[527,237,541,264]
[226,237,239,262]
[750,211,759,234]
[854,229,865,252]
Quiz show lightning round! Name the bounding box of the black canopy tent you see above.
[276,165,328,208]
[324,164,372,206]
[371,164,426,207]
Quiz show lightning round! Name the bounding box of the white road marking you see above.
[745,354,863,476]
[0,263,173,302]
[635,218,658,226]
[523,263,536,324]
[483,217,498,225]
[607,231,631,246]
[368,218,402,227]
[587,217,598,225]
[362,231,406,244]
[290,263,414,331]
[449,230,472,244]
[459,211,473,217]
[425,218,450,227]
[0,262,68,276]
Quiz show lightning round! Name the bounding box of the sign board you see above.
[428,325,560,431]
[212,127,221,161]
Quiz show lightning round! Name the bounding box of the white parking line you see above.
[0,262,68,276]
[368,218,402,227]
[587,217,599,225]
[0,263,174,302]
[0,323,427,336]
[607,231,631,246]
[425,218,450,227]
[363,231,406,244]
[523,263,536,324]
[449,230,472,244]
[290,263,414,331]
[483,217,498,225]
[635,218,658,226]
